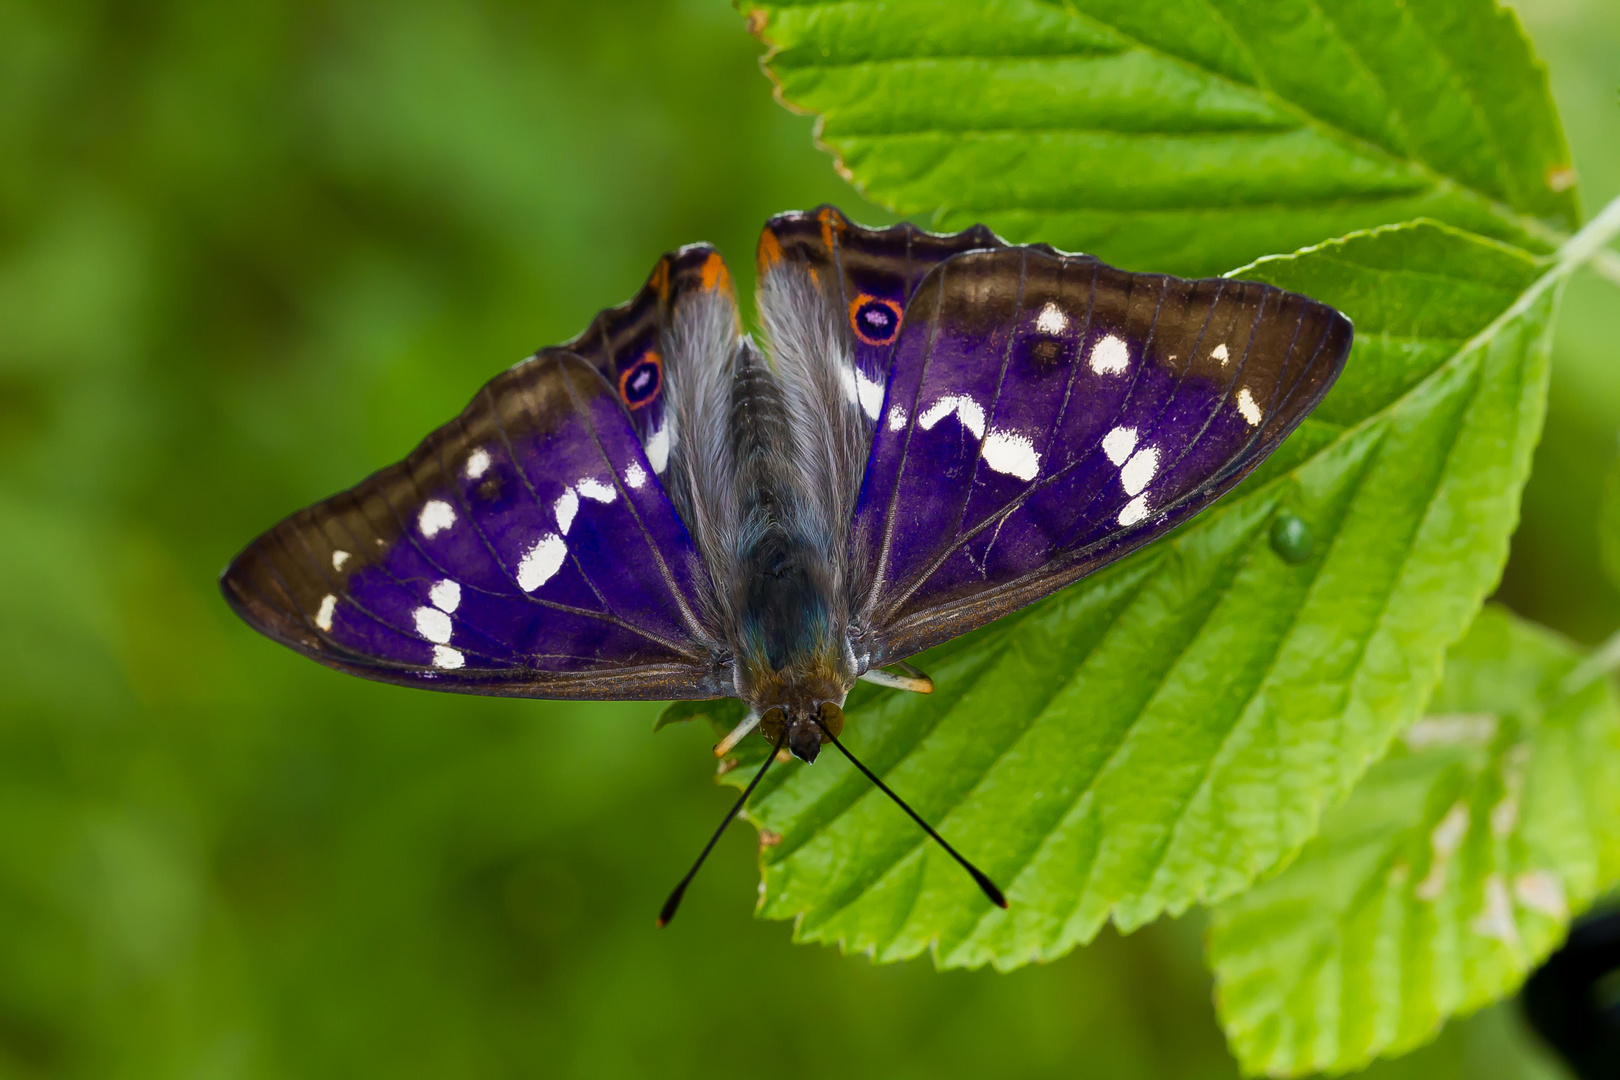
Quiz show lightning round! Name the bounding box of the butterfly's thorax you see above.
[725,340,854,760]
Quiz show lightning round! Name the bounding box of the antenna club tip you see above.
[973,873,1009,909]
[655,916,670,928]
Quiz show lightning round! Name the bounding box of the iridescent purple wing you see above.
[850,246,1352,666]
[221,347,730,701]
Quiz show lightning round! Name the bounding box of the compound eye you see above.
[848,295,903,347]
[618,351,663,409]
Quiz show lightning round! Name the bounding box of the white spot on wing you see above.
[1118,496,1150,526]
[429,579,461,614]
[839,365,860,408]
[1101,425,1137,467]
[1089,334,1129,375]
[554,488,579,535]
[981,429,1040,481]
[1120,446,1160,497]
[1236,387,1262,426]
[465,448,491,479]
[855,369,884,420]
[315,594,336,631]
[413,605,453,644]
[625,462,647,489]
[1212,343,1230,366]
[918,394,985,438]
[887,404,908,432]
[432,645,465,670]
[517,534,567,592]
[418,499,456,538]
[1035,302,1067,335]
[331,550,350,571]
[645,424,670,473]
[576,477,616,503]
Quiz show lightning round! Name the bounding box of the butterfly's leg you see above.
[713,709,762,758]
[858,662,934,694]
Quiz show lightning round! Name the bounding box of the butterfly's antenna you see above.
[658,729,788,928]
[811,714,1008,910]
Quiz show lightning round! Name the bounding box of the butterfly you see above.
[221,206,1352,922]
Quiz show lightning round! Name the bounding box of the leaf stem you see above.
[1452,192,1620,359]
[1553,192,1620,279]
[1588,248,1620,292]
[1544,196,1620,698]
[1560,626,1620,697]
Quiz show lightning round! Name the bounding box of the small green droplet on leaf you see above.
[1270,512,1314,564]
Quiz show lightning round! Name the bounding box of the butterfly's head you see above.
[758,700,845,764]
[736,646,852,763]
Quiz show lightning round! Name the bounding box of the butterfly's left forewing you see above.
[851,246,1351,666]
[222,350,728,700]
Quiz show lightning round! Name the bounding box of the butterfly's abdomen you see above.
[739,530,833,674]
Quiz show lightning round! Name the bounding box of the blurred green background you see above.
[0,1,1615,1076]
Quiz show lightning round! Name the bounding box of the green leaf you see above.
[653,698,732,733]
[1207,606,1620,1077]
[744,0,1577,275]
[734,219,1561,968]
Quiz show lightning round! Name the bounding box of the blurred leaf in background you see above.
[0,0,1615,1078]
[1210,607,1620,1076]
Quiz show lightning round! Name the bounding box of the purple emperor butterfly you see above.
[222,207,1352,922]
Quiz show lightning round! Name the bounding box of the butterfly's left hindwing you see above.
[556,243,736,475]
[221,351,727,700]
[850,246,1352,666]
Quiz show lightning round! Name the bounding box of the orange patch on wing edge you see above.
[700,251,732,294]
[649,259,671,303]
[816,206,843,252]
[757,228,783,272]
